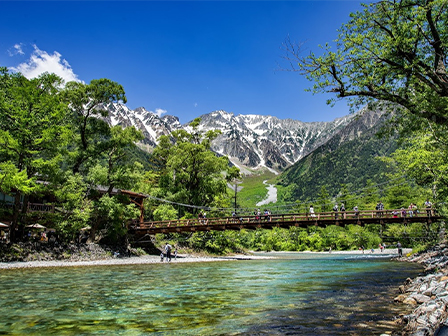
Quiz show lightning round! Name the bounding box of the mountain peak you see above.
[99,102,367,173]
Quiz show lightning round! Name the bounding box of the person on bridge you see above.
[309,205,316,218]
[353,205,359,218]
[408,203,414,217]
[376,201,384,218]
[424,199,432,216]
[254,209,260,221]
[340,203,346,219]
[264,209,271,222]
[333,203,338,220]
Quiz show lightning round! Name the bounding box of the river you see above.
[0,253,422,335]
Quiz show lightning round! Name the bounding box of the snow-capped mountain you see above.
[99,103,182,147]
[193,111,354,172]
[99,103,356,172]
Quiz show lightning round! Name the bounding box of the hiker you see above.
[333,203,338,220]
[309,205,316,218]
[424,199,432,216]
[165,242,172,262]
[340,203,346,219]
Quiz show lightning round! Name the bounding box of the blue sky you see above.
[1,1,366,124]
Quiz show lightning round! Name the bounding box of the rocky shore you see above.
[394,243,448,336]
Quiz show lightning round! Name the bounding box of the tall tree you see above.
[86,125,145,242]
[0,68,69,241]
[285,0,448,125]
[285,0,448,210]
[152,118,232,216]
[63,79,126,174]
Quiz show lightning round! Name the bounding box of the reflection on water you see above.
[0,253,422,335]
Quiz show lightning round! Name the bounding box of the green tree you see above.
[152,118,231,216]
[285,0,448,215]
[0,68,70,241]
[63,79,126,174]
[286,0,448,125]
[86,125,145,242]
[390,134,446,206]
[53,173,92,241]
[226,166,242,211]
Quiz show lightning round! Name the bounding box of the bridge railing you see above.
[133,208,435,230]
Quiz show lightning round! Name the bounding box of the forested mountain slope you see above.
[278,109,398,201]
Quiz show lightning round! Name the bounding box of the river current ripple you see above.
[0,253,422,335]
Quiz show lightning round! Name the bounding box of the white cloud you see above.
[153,108,167,117]
[194,102,198,107]
[8,43,24,56]
[11,45,81,83]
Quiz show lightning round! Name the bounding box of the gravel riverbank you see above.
[0,249,273,269]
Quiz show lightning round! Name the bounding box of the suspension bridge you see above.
[129,208,440,238]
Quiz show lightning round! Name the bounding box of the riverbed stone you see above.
[394,294,407,302]
[411,294,431,304]
[404,297,418,305]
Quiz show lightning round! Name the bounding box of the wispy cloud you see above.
[11,45,81,83]
[8,43,25,56]
[153,108,167,117]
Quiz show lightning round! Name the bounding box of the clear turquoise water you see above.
[0,253,422,335]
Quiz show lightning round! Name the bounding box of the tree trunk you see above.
[9,190,22,243]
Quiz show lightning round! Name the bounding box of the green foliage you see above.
[94,194,140,243]
[153,204,178,221]
[287,0,448,125]
[284,0,448,212]
[151,118,236,217]
[391,133,448,205]
[0,68,70,240]
[0,161,36,195]
[53,173,92,240]
[63,79,126,174]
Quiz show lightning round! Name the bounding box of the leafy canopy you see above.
[286,0,448,124]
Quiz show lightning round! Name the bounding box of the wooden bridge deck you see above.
[130,209,440,236]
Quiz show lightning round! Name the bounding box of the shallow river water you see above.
[0,253,422,335]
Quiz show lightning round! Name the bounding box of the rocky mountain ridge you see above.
[98,103,382,173]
